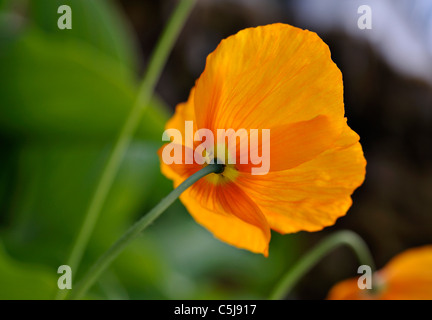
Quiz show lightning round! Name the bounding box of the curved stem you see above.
[56,0,196,300]
[69,164,223,300]
[268,230,375,300]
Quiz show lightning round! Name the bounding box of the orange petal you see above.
[327,245,432,300]
[236,122,366,233]
[236,115,341,173]
[179,179,271,256]
[326,277,370,300]
[194,23,345,134]
[379,245,432,299]
[160,87,198,182]
[158,144,202,182]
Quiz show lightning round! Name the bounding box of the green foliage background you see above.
[0,0,298,299]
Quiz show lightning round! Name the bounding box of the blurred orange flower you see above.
[159,23,366,256]
[327,245,432,300]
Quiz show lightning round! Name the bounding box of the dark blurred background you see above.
[0,0,431,299]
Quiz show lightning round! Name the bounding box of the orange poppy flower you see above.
[159,23,366,256]
[327,245,432,300]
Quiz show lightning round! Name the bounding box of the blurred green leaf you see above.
[0,140,174,299]
[2,141,164,266]
[0,0,175,300]
[29,0,138,71]
[0,30,168,141]
[0,0,181,301]
[0,240,57,299]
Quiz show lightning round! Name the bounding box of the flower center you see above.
[202,144,239,185]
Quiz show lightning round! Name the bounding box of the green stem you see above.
[70,164,224,300]
[268,230,375,300]
[56,0,196,300]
